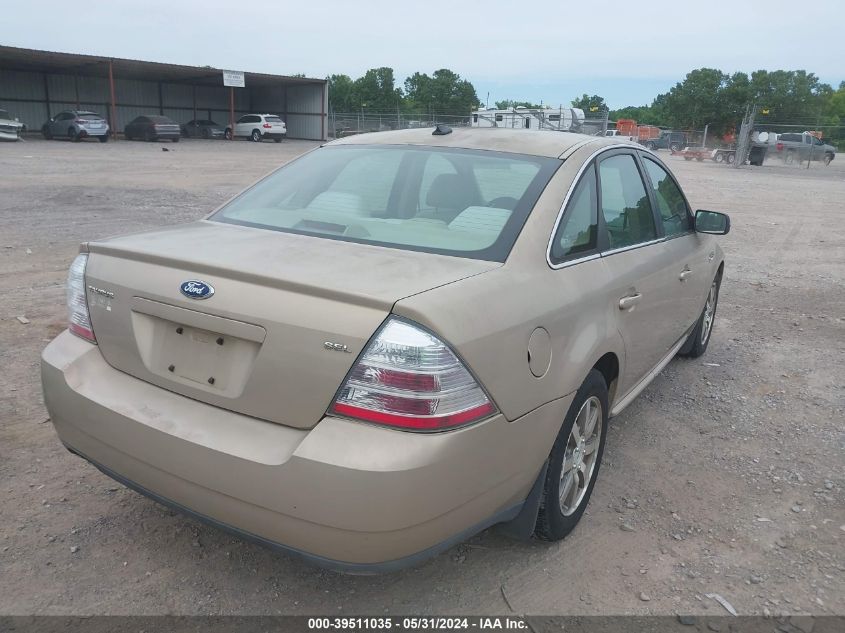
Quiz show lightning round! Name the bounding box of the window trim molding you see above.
[546,143,659,270]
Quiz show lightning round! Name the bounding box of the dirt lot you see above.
[0,137,843,617]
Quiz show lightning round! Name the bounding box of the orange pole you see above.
[108,60,117,139]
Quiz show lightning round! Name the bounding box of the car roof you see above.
[327,127,628,158]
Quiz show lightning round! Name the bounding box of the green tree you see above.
[404,69,479,114]
[663,68,734,133]
[327,74,355,112]
[494,100,542,109]
[353,67,403,112]
[571,94,607,112]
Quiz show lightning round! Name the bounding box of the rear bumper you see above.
[78,127,109,137]
[263,132,286,140]
[42,331,569,570]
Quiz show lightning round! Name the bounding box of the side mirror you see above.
[695,210,731,235]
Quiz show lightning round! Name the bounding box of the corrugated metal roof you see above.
[0,46,326,88]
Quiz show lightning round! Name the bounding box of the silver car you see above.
[42,110,110,142]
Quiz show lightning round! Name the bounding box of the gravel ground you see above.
[0,137,842,617]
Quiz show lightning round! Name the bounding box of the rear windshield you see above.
[149,116,174,123]
[211,145,560,261]
[80,112,103,119]
[265,116,283,122]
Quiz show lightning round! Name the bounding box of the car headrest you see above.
[425,174,477,211]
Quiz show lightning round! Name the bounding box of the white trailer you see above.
[471,107,585,132]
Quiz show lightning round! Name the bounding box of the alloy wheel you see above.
[559,396,602,516]
[701,281,717,345]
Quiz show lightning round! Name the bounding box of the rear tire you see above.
[274,137,282,143]
[535,370,608,541]
[201,128,210,139]
[670,142,681,152]
[823,153,833,166]
[713,152,724,163]
[42,125,53,140]
[646,141,656,150]
[145,130,154,142]
[171,137,179,143]
[679,273,721,358]
[726,152,736,165]
[224,128,232,140]
[98,135,108,143]
[69,128,79,142]
[784,150,795,165]
[251,129,261,142]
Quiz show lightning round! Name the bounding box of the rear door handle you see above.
[618,293,642,311]
[679,267,693,281]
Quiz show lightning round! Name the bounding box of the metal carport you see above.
[0,46,328,140]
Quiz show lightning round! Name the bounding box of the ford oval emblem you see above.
[180,280,214,300]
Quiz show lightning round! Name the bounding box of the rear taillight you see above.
[76,119,88,124]
[67,254,96,343]
[330,317,496,431]
[262,123,272,128]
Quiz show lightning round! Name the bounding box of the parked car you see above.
[181,119,226,139]
[42,128,729,572]
[0,108,24,141]
[775,132,835,165]
[41,110,109,142]
[124,115,181,142]
[642,131,688,152]
[226,113,286,142]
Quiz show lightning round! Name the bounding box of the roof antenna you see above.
[432,124,452,136]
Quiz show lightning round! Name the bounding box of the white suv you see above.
[227,114,287,142]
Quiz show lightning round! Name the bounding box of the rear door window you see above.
[598,154,657,249]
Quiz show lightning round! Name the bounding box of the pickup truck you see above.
[642,131,688,152]
[775,132,836,165]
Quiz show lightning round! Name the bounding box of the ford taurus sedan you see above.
[41,127,729,572]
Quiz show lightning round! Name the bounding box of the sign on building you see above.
[222,70,245,88]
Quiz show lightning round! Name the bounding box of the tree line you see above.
[327,68,478,115]
[327,66,845,144]
[607,69,843,141]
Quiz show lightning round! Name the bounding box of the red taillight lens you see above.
[67,254,96,343]
[262,123,272,128]
[330,318,496,431]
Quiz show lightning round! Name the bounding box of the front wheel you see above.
[224,128,232,140]
[713,152,724,163]
[646,141,656,150]
[251,129,262,142]
[535,370,608,541]
[823,154,833,166]
[679,274,721,358]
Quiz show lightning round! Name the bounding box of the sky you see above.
[2,0,844,110]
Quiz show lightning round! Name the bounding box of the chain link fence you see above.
[329,111,471,138]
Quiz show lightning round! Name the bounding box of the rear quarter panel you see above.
[394,149,625,420]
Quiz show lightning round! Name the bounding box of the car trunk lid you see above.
[84,221,498,429]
